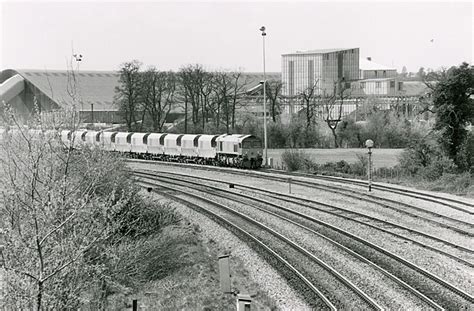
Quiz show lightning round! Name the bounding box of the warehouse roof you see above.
[1,69,120,111]
[282,48,357,56]
[0,69,281,112]
[359,59,396,71]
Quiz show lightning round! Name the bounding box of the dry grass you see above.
[105,223,277,310]
[269,148,403,169]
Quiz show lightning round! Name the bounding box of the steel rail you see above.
[139,181,365,310]
[126,159,474,224]
[137,174,445,310]
[297,171,474,210]
[135,172,474,306]
[134,169,474,256]
[261,171,474,232]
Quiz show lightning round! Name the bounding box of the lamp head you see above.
[365,139,374,149]
[260,26,265,32]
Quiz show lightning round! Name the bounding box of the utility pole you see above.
[260,26,268,167]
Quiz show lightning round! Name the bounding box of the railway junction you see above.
[127,159,473,310]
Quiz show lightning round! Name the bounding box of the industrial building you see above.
[0,69,121,123]
[279,48,426,122]
[281,48,360,97]
[0,68,279,124]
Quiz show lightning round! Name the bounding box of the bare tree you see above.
[229,71,249,130]
[213,71,233,132]
[298,80,320,130]
[0,60,139,309]
[115,60,142,131]
[141,67,176,132]
[177,64,210,132]
[322,81,351,148]
[212,71,248,132]
[198,71,215,132]
[265,80,283,122]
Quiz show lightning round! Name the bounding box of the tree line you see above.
[114,60,283,134]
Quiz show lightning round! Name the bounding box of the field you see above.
[267,148,404,169]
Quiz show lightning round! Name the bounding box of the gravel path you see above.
[132,164,473,258]
[130,163,473,303]
[147,191,312,310]
[192,187,434,310]
[253,191,474,296]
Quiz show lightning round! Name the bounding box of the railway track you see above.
[126,159,474,229]
[288,171,474,211]
[139,180,378,310]
[133,169,474,267]
[135,171,473,309]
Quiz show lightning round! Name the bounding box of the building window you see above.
[383,70,386,77]
[308,60,314,86]
[390,81,395,88]
[288,61,295,95]
[376,82,381,88]
[398,82,403,91]
[374,71,378,77]
[360,82,365,89]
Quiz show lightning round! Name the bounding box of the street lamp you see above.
[365,139,374,192]
[260,26,268,167]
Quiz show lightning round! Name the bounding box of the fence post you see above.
[288,178,292,194]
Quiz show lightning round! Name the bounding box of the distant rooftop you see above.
[282,48,357,56]
[0,69,281,112]
[359,58,396,71]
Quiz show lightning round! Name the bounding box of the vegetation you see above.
[428,62,474,170]
[0,108,267,309]
[115,62,252,133]
[281,149,310,171]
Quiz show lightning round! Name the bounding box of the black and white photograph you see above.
[0,0,473,309]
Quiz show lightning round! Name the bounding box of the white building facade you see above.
[281,48,360,97]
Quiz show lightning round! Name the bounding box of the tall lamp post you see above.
[260,26,268,166]
[365,139,374,192]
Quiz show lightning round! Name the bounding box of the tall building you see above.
[281,48,360,97]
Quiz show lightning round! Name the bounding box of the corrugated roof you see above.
[282,48,356,56]
[402,81,430,97]
[237,72,281,89]
[359,59,396,71]
[15,69,120,111]
[1,69,281,112]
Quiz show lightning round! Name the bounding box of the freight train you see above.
[1,128,263,169]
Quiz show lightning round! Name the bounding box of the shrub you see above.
[430,172,473,194]
[281,149,309,171]
[351,153,368,176]
[268,122,288,148]
[419,156,457,181]
[456,132,474,172]
[398,135,441,175]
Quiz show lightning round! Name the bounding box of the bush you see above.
[429,172,474,195]
[419,156,457,181]
[351,153,368,176]
[456,132,474,172]
[398,135,441,175]
[281,149,309,171]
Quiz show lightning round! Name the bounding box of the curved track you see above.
[292,171,474,211]
[132,168,474,267]
[135,171,473,309]
[141,180,376,310]
[126,159,474,224]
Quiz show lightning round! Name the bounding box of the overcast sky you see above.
[1,1,472,73]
